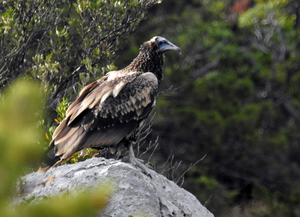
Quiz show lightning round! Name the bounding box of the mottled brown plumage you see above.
[39,36,181,174]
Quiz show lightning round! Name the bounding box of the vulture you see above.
[38,36,181,175]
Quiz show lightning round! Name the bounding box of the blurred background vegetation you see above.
[0,79,112,216]
[116,0,300,216]
[1,0,300,216]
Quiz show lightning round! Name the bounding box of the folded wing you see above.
[41,72,158,170]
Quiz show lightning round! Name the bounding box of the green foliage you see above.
[12,182,112,217]
[65,148,98,164]
[0,78,44,199]
[0,0,159,123]
[0,78,113,216]
[3,0,300,216]
[239,0,294,29]
[55,98,69,123]
[118,0,300,216]
[0,0,160,167]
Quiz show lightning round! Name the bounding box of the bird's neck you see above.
[126,47,164,84]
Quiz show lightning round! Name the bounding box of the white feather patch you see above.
[112,82,126,97]
[100,90,112,104]
[106,71,118,81]
[152,99,156,107]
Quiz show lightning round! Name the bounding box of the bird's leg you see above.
[110,142,127,160]
[128,142,152,178]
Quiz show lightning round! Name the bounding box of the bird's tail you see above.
[38,141,62,173]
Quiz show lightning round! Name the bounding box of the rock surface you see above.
[14,157,214,217]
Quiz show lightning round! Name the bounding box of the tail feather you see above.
[38,142,62,173]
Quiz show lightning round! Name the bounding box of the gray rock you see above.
[14,157,214,217]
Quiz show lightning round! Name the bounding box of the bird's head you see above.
[147,36,182,54]
[130,36,181,81]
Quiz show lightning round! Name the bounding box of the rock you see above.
[13,157,214,217]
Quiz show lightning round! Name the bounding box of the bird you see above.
[38,36,181,175]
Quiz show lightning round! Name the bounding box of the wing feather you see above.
[100,89,113,104]
[52,118,67,140]
[66,79,102,116]
[50,71,158,163]
[55,126,79,144]
[112,81,127,97]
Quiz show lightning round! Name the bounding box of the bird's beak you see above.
[159,41,182,54]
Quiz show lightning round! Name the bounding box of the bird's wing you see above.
[50,72,158,162]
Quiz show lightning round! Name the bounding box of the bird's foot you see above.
[121,156,152,168]
[128,144,152,178]
[129,156,152,178]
